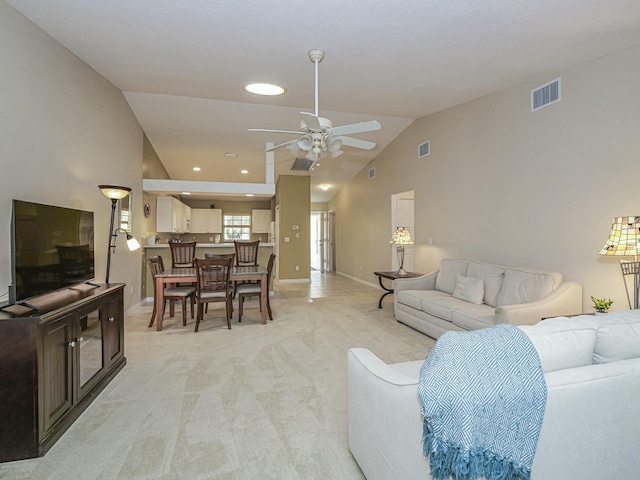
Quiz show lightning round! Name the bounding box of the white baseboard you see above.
[336,271,380,290]
[277,278,311,284]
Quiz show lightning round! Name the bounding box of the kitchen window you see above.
[223,214,251,241]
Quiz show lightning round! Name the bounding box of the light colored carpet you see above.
[0,272,434,480]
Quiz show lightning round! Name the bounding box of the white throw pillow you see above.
[452,275,484,305]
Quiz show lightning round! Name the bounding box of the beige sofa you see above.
[394,258,582,339]
[347,311,640,479]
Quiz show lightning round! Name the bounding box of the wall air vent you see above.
[291,158,315,171]
[369,167,376,179]
[531,77,561,112]
[418,140,430,158]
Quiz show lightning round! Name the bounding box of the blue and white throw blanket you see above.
[419,324,547,480]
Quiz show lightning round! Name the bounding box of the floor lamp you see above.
[390,226,414,276]
[99,185,140,284]
[599,216,640,309]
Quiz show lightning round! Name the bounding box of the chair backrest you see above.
[146,255,165,295]
[170,241,196,267]
[204,252,236,264]
[265,253,276,290]
[234,240,259,266]
[195,257,232,295]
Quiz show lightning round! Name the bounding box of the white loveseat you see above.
[394,258,582,339]
[347,310,640,480]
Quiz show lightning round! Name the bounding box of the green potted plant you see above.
[591,296,613,314]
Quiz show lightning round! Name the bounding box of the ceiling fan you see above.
[249,49,381,164]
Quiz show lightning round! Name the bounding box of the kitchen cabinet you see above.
[0,284,125,462]
[191,209,222,233]
[252,209,272,233]
[157,197,191,233]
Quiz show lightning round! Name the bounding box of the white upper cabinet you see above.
[191,209,222,233]
[252,209,272,233]
[156,197,192,233]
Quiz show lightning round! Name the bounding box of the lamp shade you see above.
[599,216,640,256]
[126,234,141,251]
[390,226,414,245]
[99,185,131,200]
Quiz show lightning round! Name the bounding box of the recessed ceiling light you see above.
[241,169,248,174]
[245,194,254,197]
[182,192,191,195]
[321,185,330,191]
[244,83,286,96]
[224,152,237,158]
[193,167,201,172]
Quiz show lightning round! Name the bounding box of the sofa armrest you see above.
[393,270,438,293]
[495,281,583,326]
[347,348,429,480]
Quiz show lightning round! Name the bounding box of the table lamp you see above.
[599,216,640,309]
[390,226,414,275]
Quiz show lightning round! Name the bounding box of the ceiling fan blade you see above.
[337,136,377,150]
[330,120,381,136]
[266,139,298,152]
[299,112,322,131]
[248,128,304,135]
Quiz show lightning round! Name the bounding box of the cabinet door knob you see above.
[68,341,76,348]
[108,316,115,322]
[76,337,84,343]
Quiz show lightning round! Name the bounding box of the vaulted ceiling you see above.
[7,0,640,201]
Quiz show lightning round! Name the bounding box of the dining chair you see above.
[233,240,260,296]
[194,257,234,331]
[234,240,259,266]
[236,253,276,323]
[169,240,197,267]
[203,253,236,313]
[146,255,195,328]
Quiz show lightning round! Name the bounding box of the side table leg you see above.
[377,276,394,308]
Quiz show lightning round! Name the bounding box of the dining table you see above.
[152,265,269,331]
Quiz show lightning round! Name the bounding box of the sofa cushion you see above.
[467,262,505,307]
[495,268,560,306]
[452,275,484,305]
[568,311,640,363]
[396,289,449,310]
[435,259,468,294]
[451,304,496,330]
[519,317,596,372]
[420,295,471,322]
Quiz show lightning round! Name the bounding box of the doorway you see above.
[311,211,328,272]
[390,190,415,272]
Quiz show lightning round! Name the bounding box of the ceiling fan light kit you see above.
[249,49,381,165]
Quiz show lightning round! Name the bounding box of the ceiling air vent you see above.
[418,140,430,158]
[368,167,376,179]
[531,77,561,112]
[291,158,315,171]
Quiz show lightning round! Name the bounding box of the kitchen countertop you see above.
[144,243,276,248]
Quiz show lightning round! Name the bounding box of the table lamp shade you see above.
[599,216,640,256]
[390,226,414,245]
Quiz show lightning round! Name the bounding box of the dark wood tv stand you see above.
[0,283,126,463]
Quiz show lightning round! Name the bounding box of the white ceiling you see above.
[7,0,640,202]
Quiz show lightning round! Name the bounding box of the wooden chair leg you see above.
[148,303,157,328]
[170,300,175,317]
[267,298,273,321]
[181,298,187,326]
[226,297,232,329]
[195,303,203,332]
[238,295,243,322]
[190,297,195,318]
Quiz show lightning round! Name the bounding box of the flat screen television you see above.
[10,199,95,303]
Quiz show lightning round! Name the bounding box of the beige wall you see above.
[0,2,144,310]
[276,175,310,280]
[331,45,640,312]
